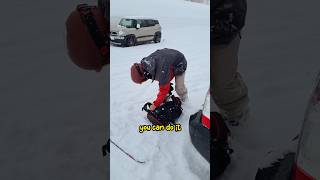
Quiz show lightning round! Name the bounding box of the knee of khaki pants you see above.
[175,73,187,97]
[211,35,248,114]
[176,85,188,97]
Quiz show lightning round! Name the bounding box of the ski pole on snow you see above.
[110,139,147,164]
[105,138,147,164]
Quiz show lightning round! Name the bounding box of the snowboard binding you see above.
[142,83,182,125]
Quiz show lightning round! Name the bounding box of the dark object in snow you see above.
[189,110,232,178]
[211,112,233,177]
[189,110,210,161]
[255,152,295,180]
[142,95,182,126]
[66,4,108,72]
[102,139,110,157]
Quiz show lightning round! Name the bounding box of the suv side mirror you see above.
[136,24,141,29]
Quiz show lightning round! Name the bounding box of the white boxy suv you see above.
[110,17,162,47]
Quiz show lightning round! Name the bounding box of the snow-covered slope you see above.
[110,0,320,179]
[110,0,210,180]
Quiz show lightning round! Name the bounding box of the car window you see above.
[136,19,142,26]
[140,20,148,27]
[147,20,155,27]
[135,19,158,27]
[119,19,136,28]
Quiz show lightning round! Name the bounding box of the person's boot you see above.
[222,106,250,126]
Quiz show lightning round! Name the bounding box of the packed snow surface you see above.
[110,0,320,180]
[110,0,210,180]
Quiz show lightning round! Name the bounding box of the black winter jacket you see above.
[211,0,247,45]
[141,49,187,85]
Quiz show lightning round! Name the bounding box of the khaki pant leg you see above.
[211,35,249,117]
[175,72,188,101]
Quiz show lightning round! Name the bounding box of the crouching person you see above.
[131,48,188,111]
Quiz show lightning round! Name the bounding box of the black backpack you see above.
[142,83,182,125]
[142,95,182,125]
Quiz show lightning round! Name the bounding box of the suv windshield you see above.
[119,19,136,28]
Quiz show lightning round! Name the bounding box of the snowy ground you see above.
[111,0,320,179]
[110,0,210,180]
[1,0,320,180]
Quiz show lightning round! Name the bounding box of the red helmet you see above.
[131,63,146,84]
[66,4,109,72]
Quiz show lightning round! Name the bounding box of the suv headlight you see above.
[118,31,124,36]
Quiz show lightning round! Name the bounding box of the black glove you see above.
[142,102,152,112]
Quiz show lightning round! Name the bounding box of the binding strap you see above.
[77,4,107,62]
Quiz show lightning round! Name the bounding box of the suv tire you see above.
[153,32,161,43]
[124,35,136,47]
